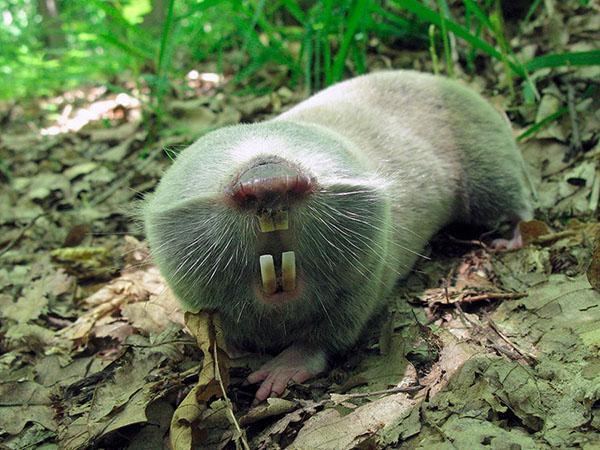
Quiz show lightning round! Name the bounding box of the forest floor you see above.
[1,3,599,449]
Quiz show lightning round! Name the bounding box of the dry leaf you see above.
[239,398,296,426]
[519,220,552,245]
[586,228,600,291]
[169,311,232,450]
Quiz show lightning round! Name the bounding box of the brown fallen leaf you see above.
[519,219,552,245]
[121,291,184,334]
[56,265,166,341]
[169,311,247,450]
[586,226,600,291]
[63,224,90,247]
[239,397,296,427]
[289,332,479,449]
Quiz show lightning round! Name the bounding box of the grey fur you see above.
[143,70,532,360]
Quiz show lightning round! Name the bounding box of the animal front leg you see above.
[247,345,327,402]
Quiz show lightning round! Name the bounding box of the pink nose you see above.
[227,162,314,208]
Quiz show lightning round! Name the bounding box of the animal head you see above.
[144,121,391,325]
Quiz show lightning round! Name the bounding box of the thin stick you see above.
[532,230,578,245]
[458,291,528,304]
[0,212,46,257]
[567,84,582,154]
[488,319,537,363]
[213,341,250,450]
[333,385,422,400]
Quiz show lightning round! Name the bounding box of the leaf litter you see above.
[1,2,599,448]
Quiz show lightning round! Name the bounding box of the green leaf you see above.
[517,107,568,141]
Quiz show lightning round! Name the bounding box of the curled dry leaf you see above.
[56,265,171,341]
[169,311,233,450]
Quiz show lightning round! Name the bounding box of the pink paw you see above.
[247,346,326,403]
[491,224,524,250]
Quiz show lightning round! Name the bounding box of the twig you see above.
[458,291,528,304]
[447,235,491,251]
[589,169,600,214]
[0,212,47,257]
[488,319,537,364]
[332,385,422,400]
[455,302,535,365]
[285,383,423,415]
[213,341,250,450]
[532,229,578,245]
[567,84,582,156]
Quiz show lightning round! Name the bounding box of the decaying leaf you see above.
[417,249,526,307]
[586,226,600,291]
[290,332,479,449]
[0,381,57,435]
[239,397,297,427]
[57,265,181,342]
[58,350,167,449]
[169,311,239,450]
[50,246,115,280]
[519,219,552,245]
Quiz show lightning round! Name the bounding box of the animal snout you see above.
[227,160,314,210]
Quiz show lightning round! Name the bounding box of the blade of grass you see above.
[97,32,153,61]
[490,3,514,97]
[464,1,475,72]
[372,3,413,29]
[526,50,600,71]
[322,0,334,86]
[353,0,368,76]
[152,0,176,127]
[522,0,543,25]
[392,0,526,78]
[429,24,441,75]
[315,27,324,91]
[91,0,154,56]
[303,27,313,92]
[332,0,371,82]
[232,14,297,83]
[462,0,537,98]
[371,2,426,40]
[352,35,367,74]
[437,0,454,77]
[244,2,301,79]
[157,0,176,78]
[517,107,568,142]
[281,0,306,24]
[462,0,495,31]
[187,0,225,12]
[239,0,266,60]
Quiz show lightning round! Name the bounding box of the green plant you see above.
[1,0,599,116]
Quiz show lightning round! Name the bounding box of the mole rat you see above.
[143,70,533,402]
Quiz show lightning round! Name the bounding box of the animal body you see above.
[143,70,533,401]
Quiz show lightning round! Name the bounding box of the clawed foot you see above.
[491,224,524,250]
[247,346,326,403]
